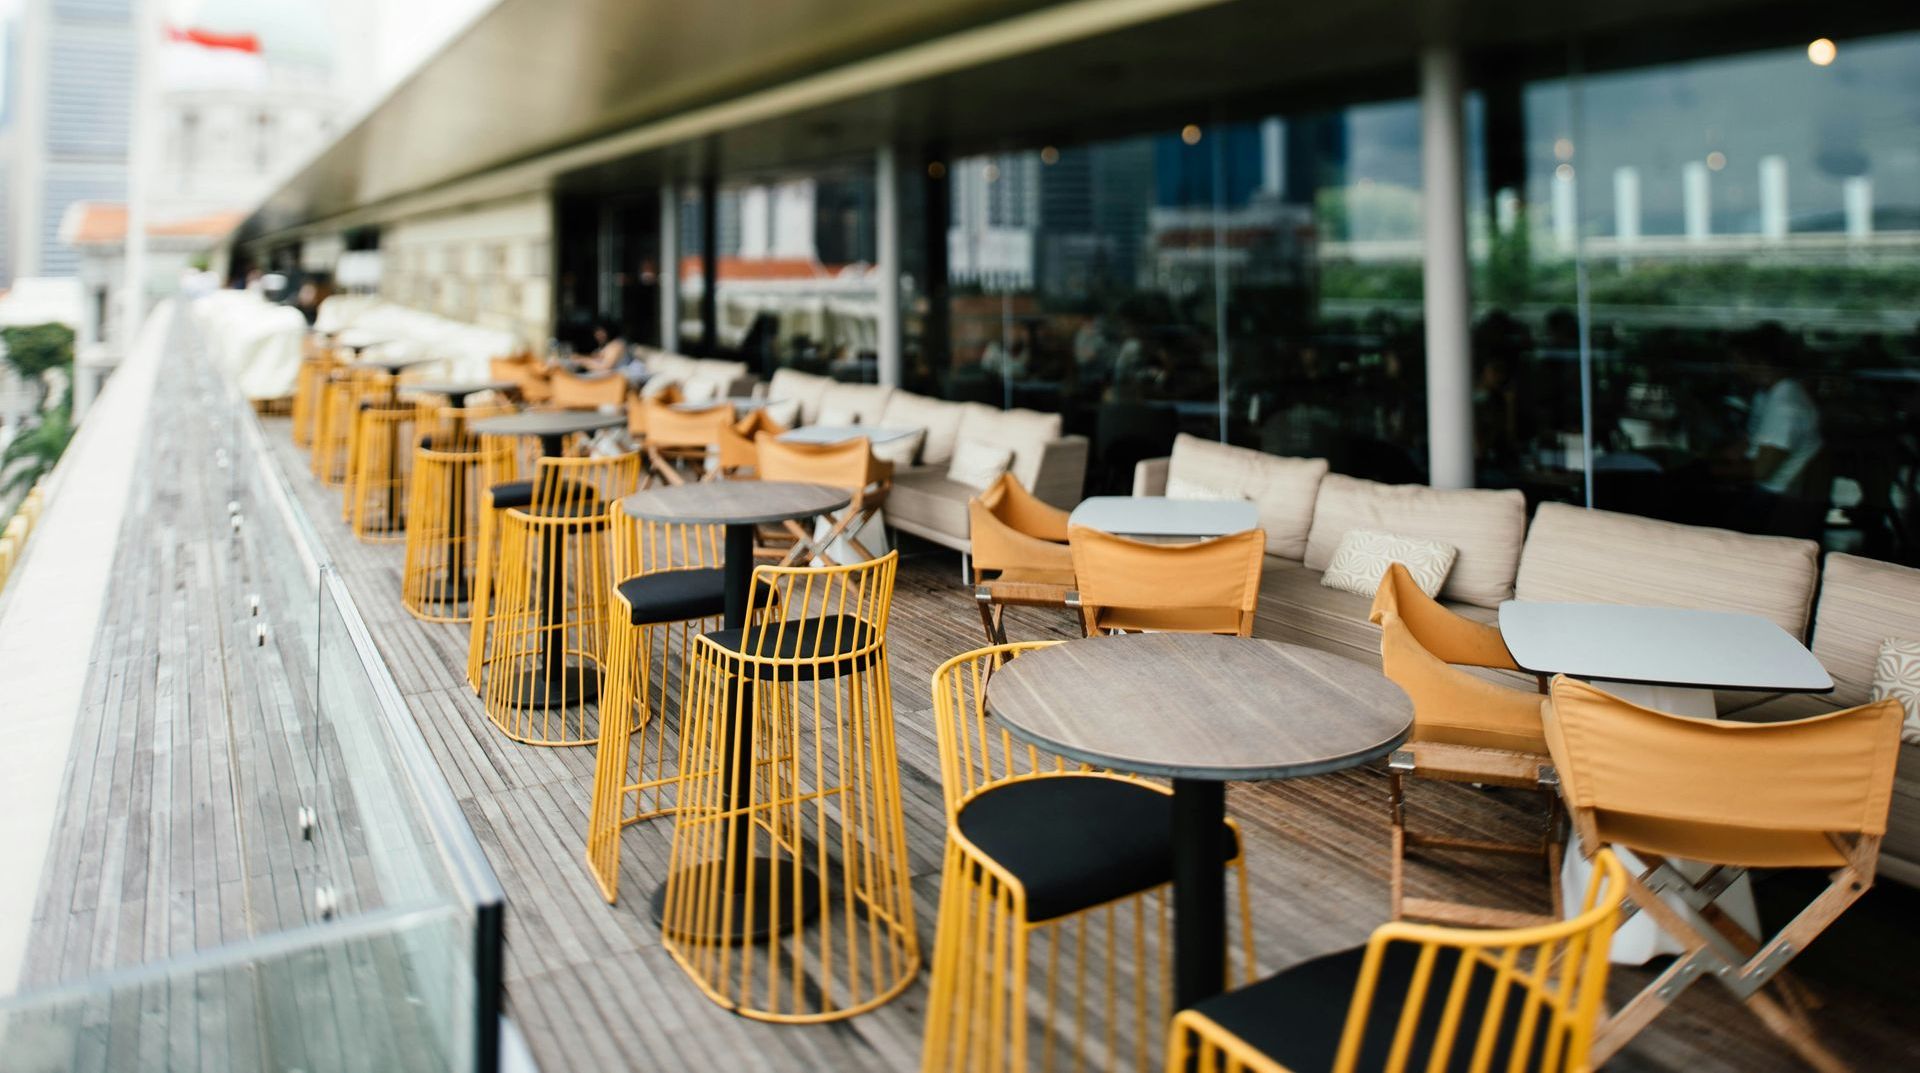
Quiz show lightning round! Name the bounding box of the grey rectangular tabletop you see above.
[1067,496,1260,539]
[778,424,919,445]
[1497,601,1833,694]
[673,396,765,412]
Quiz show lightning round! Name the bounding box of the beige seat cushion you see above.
[887,467,973,543]
[956,405,1064,490]
[879,391,967,464]
[818,381,893,426]
[767,368,833,423]
[1164,433,1327,560]
[1514,502,1820,639]
[1811,553,1920,707]
[1304,476,1526,609]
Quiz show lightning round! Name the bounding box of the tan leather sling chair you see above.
[1065,525,1265,637]
[968,472,1073,644]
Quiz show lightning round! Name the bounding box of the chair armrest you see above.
[1133,456,1170,497]
[1028,435,1089,510]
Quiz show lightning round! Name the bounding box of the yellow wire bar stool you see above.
[313,368,390,486]
[585,506,725,902]
[462,431,580,691]
[401,402,517,622]
[479,451,645,744]
[922,642,1258,1073]
[1166,850,1627,1073]
[1367,562,1562,927]
[346,403,419,539]
[290,349,337,448]
[660,552,917,1022]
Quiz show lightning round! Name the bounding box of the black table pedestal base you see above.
[501,665,600,708]
[649,859,823,944]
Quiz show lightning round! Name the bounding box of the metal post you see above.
[1420,45,1474,490]
[875,146,902,388]
[700,172,719,355]
[659,182,680,350]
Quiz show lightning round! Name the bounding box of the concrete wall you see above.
[377,193,551,344]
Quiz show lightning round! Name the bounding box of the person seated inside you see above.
[1714,323,1826,536]
[573,319,649,384]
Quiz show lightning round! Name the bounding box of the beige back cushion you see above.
[1811,553,1920,706]
[647,353,697,380]
[1305,475,1526,608]
[818,381,893,426]
[1514,502,1820,638]
[1165,434,1326,561]
[956,405,1063,490]
[767,368,832,423]
[879,391,968,465]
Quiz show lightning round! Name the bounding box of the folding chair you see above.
[548,368,628,410]
[968,472,1073,644]
[1544,675,1902,1072]
[1369,562,1561,926]
[640,397,734,485]
[1066,526,1265,637]
[717,408,787,478]
[754,432,892,565]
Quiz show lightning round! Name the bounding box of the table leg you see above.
[651,522,819,940]
[1172,778,1228,1011]
[429,406,471,605]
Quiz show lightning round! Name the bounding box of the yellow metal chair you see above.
[659,552,917,1022]
[290,350,336,448]
[401,403,517,622]
[313,368,389,486]
[921,642,1258,1073]
[642,397,734,484]
[1167,849,1626,1073]
[549,368,628,410]
[1544,676,1901,1073]
[1066,526,1265,636]
[584,507,731,901]
[1367,562,1561,926]
[969,473,1073,644]
[462,428,584,692]
[476,450,645,743]
[754,433,892,565]
[346,403,419,539]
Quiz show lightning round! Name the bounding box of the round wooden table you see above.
[470,409,623,459]
[354,352,435,375]
[400,379,516,408]
[987,633,1411,1009]
[622,480,852,938]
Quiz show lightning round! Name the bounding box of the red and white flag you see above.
[159,24,267,90]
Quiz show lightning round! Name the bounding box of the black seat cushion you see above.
[615,569,775,626]
[954,775,1239,923]
[703,615,877,681]
[487,479,603,517]
[1186,942,1560,1072]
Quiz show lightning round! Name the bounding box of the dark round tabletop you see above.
[400,380,517,398]
[621,481,850,526]
[470,410,624,438]
[354,353,436,372]
[987,634,1411,781]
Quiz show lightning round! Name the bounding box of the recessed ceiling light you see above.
[1808,38,1837,66]
[1180,124,1202,145]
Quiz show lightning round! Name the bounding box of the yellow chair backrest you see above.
[1334,849,1627,1073]
[755,432,889,492]
[526,450,645,517]
[1369,563,1544,754]
[1545,676,1901,868]
[549,370,628,410]
[930,642,1080,820]
[643,397,734,450]
[1067,525,1265,636]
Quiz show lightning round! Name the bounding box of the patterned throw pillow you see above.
[1320,528,1458,599]
[1165,474,1245,501]
[948,438,1014,491]
[1871,638,1920,744]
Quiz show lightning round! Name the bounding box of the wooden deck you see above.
[19,332,1920,1071]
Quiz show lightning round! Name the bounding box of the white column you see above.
[1683,161,1711,242]
[874,145,902,388]
[1844,176,1873,240]
[1420,45,1473,490]
[1551,169,1577,253]
[1759,155,1789,240]
[1260,118,1285,198]
[658,182,680,350]
[1612,167,1641,245]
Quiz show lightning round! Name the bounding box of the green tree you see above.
[2,399,75,495]
[0,323,76,380]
